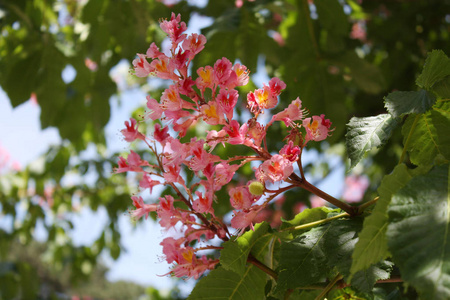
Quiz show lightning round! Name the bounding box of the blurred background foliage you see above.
[0,0,449,298]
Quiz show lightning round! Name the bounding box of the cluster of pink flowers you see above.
[116,13,333,279]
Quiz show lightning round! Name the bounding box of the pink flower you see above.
[256,155,293,183]
[229,186,253,210]
[160,13,187,47]
[192,191,213,213]
[231,205,262,232]
[130,196,158,220]
[139,173,161,193]
[213,162,239,190]
[206,129,227,151]
[160,237,184,264]
[217,88,238,121]
[146,42,164,59]
[224,120,248,145]
[121,118,145,142]
[182,33,207,60]
[213,57,234,88]
[200,101,226,125]
[161,85,183,111]
[149,57,178,80]
[254,86,277,110]
[145,96,163,120]
[247,119,266,147]
[153,123,170,145]
[114,150,150,173]
[303,114,333,143]
[270,97,304,126]
[233,63,249,86]
[196,66,215,90]
[279,141,300,162]
[342,175,369,203]
[132,54,152,77]
[268,77,286,96]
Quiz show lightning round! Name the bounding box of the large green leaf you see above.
[323,218,392,293]
[220,222,270,276]
[384,90,436,118]
[187,266,267,300]
[277,225,331,290]
[387,165,450,300]
[402,101,450,167]
[350,164,413,278]
[432,76,450,99]
[416,50,450,90]
[346,114,399,170]
[280,207,335,237]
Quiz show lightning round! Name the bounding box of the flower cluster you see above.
[117,13,334,279]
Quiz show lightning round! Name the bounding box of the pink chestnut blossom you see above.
[269,97,304,126]
[224,120,248,145]
[121,118,145,142]
[132,54,152,77]
[233,63,250,87]
[231,205,263,232]
[217,88,239,121]
[182,33,207,60]
[192,191,213,213]
[139,173,161,193]
[114,150,150,173]
[229,186,253,210]
[279,141,300,162]
[256,154,294,183]
[196,65,215,90]
[130,196,158,220]
[146,42,164,59]
[213,57,234,88]
[303,114,333,143]
[268,77,286,96]
[159,13,187,48]
[153,123,170,145]
[145,96,163,120]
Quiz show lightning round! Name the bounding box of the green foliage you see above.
[384,90,436,118]
[402,101,450,167]
[387,165,450,300]
[221,222,270,276]
[349,164,413,279]
[188,266,267,300]
[346,114,398,170]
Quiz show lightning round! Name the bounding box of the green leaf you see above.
[416,50,450,89]
[402,101,450,167]
[351,261,393,294]
[280,207,334,236]
[346,114,399,170]
[350,164,413,278]
[187,266,266,300]
[387,165,450,300]
[323,218,393,293]
[220,222,270,276]
[384,90,436,118]
[277,225,331,290]
[432,76,450,99]
[4,50,41,107]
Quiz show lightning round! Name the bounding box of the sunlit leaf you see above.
[384,90,436,118]
[387,165,450,300]
[346,114,398,170]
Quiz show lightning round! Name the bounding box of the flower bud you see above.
[248,181,265,196]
